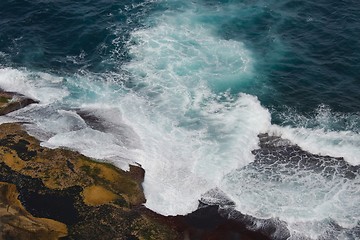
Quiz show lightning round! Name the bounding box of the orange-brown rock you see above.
[0,182,67,240]
[0,123,145,207]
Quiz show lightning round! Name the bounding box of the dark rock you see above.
[253,133,360,179]
[0,182,68,240]
[140,205,272,240]
[0,91,38,116]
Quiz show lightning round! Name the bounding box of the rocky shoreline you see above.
[0,91,38,116]
[0,91,271,240]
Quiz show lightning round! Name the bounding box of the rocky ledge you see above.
[0,91,38,116]
[0,91,270,240]
[0,123,180,239]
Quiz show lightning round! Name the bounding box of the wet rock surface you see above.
[253,133,360,181]
[244,133,360,239]
[199,190,289,240]
[195,133,360,240]
[166,205,272,240]
[0,91,38,116]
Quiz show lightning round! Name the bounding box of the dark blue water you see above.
[1,0,359,114]
[1,0,360,239]
[0,0,153,73]
[221,0,360,114]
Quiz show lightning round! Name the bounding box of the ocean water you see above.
[0,0,359,239]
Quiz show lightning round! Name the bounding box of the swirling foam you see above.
[1,0,360,238]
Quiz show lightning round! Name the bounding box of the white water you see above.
[271,125,360,165]
[0,68,68,103]
[222,156,360,238]
[0,0,360,239]
[270,105,360,165]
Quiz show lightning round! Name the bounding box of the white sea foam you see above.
[126,14,253,93]
[0,115,22,124]
[270,125,360,165]
[269,105,360,165]
[0,68,68,104]
[222,162,360,239]
[221,106,360,239]
[118,92,271,215]
[0,1,359,238]
[117,4,274,214]
[1,68,271,216]
[0,3,269,216]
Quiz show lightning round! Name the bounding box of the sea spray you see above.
[0,0,360,238]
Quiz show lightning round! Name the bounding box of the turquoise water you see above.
[0,0,359,239]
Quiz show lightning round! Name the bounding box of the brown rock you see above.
[0,123,180,240]
[0,182,67,240]
[0,91,38,116]
[0,117,273,239]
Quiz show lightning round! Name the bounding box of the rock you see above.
[0,123,146,205]
[139,205,272,240]
[0,181,68,240]
[0,91,38,116]
[0,92,276,240]
[0,122,273,240]
[0,123,180,240]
